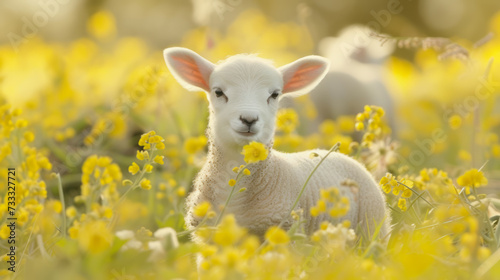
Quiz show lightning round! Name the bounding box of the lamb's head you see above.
[163,47,329,152]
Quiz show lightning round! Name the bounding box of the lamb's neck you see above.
[204,139,275,186]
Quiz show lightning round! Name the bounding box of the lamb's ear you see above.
[163,47,214,92]
[279,56,330,96]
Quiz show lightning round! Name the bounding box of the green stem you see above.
[109,147,157,227]
[415,217,464,231]
[176,215,210,237]
[475,241,500,279]
[14,213,40,279]
[472,185,498,249]
[278,142,340,229]
[257,143,340,252]
[398,182,434,208]
[215,166,247,225]
[56,173,67,239]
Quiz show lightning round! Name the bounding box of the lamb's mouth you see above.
[235,130,257,137]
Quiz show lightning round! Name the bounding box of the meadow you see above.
[1,9,500,280]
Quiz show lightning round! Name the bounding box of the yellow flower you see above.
[176,187,186,197]
[168,179,177,187]
[49,200,63,213]
[265,226,289,245]
[15,119,28,128]
[398,198,407,211]
[243,169,251,176]
[457,169,488,188]
[337,116,355,133]
[156,142,165,150]
[106,164,122,181]
[329,207,347,217]
[228,179,236,187]
[140,179,152,190]
[213,215,246,246]
[12,108,22,116]
[478,247,491,261]
[320,120,336,135]
[342,220,351,228]
[492,144,500,158]
[153,155,164,165]
[458,150,472,162]
[448,114,462,129]
[17,209,29,226]
[128,162,140,175]
[379,174,395,193]
[379,176,389,185]
[184,136,207,154]
[69,226,79,239]
[400,179,413,188]
[149,135,163,144]
[97,156,112,167]
[241,141,268,163]
[419,169,430,182]
[156,192,165,200]
[138,133,149,146]
[276,108,299,134]
[310,206,320,217]
[194,201,211,217]
[0,225,9,239]
[355,122,364,131]
[402,188,413,198]
[317,199,326,212]
[66,206,77,218]
[87,10,116,39]
[24,131,35,142]
[144,164,153,173]
[136,150,149,161]
[77,221,113,254]
[376,107,385,116]
[356,113,365,122]
[319,221,329,231]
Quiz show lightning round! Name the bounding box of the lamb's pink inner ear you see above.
[172,54,209,90]
[283,63,322,93]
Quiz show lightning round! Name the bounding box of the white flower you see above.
[154,227,179,249]
[115,230,135,240]
[147,227,179,262]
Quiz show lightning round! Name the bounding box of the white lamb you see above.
[163,47,390,240]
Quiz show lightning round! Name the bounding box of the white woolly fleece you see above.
[185,142,390,240]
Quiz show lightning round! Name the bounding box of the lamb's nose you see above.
[240,116,258,127]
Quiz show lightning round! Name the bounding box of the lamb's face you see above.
[163,47,330,153]
[208,57,282,147]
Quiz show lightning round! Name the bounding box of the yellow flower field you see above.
[1,4,500,280]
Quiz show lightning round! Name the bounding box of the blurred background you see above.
[1,0,499,46]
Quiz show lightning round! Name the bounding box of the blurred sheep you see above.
[291,25,397,135]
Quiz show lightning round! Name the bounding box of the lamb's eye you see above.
[215,89,224,98]
[213,88,228,102]
[268,91,280,103]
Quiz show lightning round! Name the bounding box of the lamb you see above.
[162,47,390,241]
